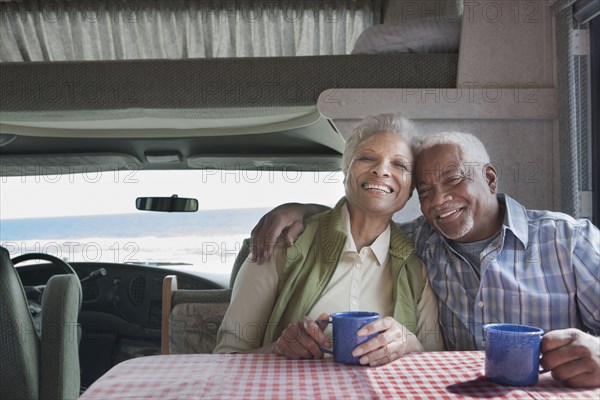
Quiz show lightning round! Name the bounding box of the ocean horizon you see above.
[0,208,272,276]
[0,207,271,241]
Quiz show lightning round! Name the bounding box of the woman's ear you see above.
[485,164,498,193]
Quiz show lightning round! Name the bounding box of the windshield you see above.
[0,168,344,285]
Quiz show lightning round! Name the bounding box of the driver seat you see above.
[0,246,81,400]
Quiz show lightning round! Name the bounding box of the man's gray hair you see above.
[414,131,491,166]
[342,113,417,174]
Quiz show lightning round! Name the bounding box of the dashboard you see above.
[16,261,225,388]
[18,262,224,326]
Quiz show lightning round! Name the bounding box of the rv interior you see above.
[0,0,598,396]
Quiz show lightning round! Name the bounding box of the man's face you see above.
[414,143,499,243]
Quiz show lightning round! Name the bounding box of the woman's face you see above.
[344,131,414,219]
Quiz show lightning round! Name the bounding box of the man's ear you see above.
[485,164,498,193]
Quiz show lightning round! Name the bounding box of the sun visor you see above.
[0,107,320,138]
[187,114,345,171]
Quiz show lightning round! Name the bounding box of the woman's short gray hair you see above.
[414,131,491,166]
[342,113,417,174]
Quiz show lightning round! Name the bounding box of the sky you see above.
[0,169,345,220]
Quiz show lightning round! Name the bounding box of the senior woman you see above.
[214,113,443,366]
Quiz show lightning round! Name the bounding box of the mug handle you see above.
[316,318,333,354]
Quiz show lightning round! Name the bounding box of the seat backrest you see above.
[0,246,81,400]
[229,237,251,288]
[161,238,251,354]
[40,275,81,400]
[0,246,40,400]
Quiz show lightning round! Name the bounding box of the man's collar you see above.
[340,204,390,266]
[498,193,529,246]
[424,193,529,247]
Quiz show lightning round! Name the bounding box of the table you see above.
[79,351,599,399]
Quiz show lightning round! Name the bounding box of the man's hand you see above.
[250,203,328,263]
[272,313,330,359]
[351,317,424,367]
[540,328,600,388]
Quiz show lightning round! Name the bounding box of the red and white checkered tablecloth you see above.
[79,351,600,400]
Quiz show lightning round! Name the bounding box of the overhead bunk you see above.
[0,54,457,113]
[0,0,461,115]
[0,0,462,173]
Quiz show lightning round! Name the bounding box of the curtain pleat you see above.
[0,0,382,62]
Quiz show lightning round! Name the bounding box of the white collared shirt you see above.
[308,204,394,319]
[214,204,442,354]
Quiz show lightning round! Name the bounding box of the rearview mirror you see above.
[136,195,198,212]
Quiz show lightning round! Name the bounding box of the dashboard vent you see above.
[128,276,146,306]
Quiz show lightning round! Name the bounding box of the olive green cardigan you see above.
[262,198,425,345]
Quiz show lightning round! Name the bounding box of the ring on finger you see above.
[383,345,392,357]
[302,317,311,330]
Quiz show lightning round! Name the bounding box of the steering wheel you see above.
[12,253,83,311]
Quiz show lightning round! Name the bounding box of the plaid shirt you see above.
[400,194,600,350]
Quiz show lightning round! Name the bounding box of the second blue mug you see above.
[483,323,545,386]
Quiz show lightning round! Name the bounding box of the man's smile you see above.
[438,208,461,219]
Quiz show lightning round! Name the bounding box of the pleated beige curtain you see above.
[0,0,382,62]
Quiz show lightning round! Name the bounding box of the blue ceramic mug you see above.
[483,323,545,386]
[318,311,380,365]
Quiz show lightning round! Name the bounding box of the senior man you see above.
[250,131,600,388]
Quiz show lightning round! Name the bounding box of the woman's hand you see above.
[272,313,330,359]
[351,316,424,366]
